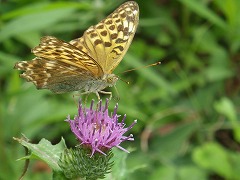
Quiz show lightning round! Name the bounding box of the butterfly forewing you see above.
[14,1,139,95]
[70,1,139,74]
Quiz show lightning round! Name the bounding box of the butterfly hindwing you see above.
[14,56,98,93]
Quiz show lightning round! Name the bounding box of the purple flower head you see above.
[66,99,137,157]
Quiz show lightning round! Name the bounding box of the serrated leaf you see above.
[14,136,67,171]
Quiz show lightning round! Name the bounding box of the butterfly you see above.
[14,1,139,99]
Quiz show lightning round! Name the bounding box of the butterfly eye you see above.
[107,77,113,83]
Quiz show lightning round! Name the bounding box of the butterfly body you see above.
[14,1,139,98]
[47,73,118,94]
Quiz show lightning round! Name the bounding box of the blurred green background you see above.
[1,0,240,179]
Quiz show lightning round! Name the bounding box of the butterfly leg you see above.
[98,91,112,100]
[95,92,101,100]
[72,94,80,107]
[79,91,111,100]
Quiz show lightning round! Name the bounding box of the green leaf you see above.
[214,0,240,27]
[15,31,41,47]
[1,2,89,20]
[214,97,237,122]
[205,66,233,81]
[0,8,76,41]
[178,165,207,180]
[150,164,204,180]
[192,142,233,178]
[105,148,129,180]
[150,166,176,180]
[125,53,175,95]
[178,0,227,28]
[214,97,240,142]
[151,122,199,160]
[0,51,19,76]
[14,136,67,171]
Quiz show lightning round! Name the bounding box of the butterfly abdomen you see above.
[46,78,109,94]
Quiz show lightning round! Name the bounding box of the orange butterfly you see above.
[14,1,139,99]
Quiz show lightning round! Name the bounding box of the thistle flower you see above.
[66,99,137,157]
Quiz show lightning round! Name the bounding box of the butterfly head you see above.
[103,74,119,87]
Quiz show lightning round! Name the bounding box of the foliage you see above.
[1,0,240,179]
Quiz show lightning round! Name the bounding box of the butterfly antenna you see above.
[118,76,130,85]
[120,61,161,74]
